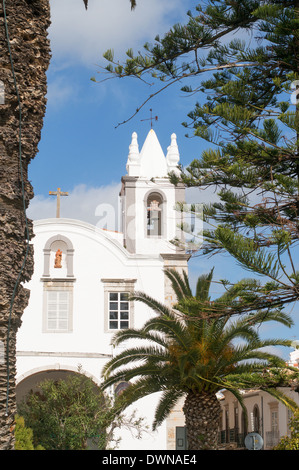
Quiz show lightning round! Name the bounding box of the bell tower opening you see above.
[146,192,163,237]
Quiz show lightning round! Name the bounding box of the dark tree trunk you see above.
[183,390,221,450]
[0,0,51,450]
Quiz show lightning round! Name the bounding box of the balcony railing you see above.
[219,429,281,449]
[218,429,246,448]
[265,430,280,449]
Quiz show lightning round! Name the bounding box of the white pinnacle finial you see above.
[166,133,180,174]
[127,132,140,176]
[128,132,139,163]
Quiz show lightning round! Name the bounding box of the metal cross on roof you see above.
[141,108,158,129]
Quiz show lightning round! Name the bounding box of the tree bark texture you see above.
[183,390,221,450]
[0,0,50,450]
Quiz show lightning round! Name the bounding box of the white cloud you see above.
[46,76,79,108]
[49,0,185,67]
[27,182,121,228]
[27,184,220,230]
[186,185,221,205]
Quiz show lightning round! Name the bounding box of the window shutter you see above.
[47,290,69,331]
[58,291,69,330]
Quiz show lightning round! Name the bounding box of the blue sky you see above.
[27,0,299,358]
[29,0,197,203]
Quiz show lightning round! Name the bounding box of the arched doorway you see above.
[16,367,94,406]
[16,367,104,450]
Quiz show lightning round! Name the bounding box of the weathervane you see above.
[49,187,68,218]
[141,108,158,129]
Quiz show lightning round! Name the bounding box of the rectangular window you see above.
[109,292,129,330]
[47,291,69,331]
[102,279,136,333]
[271,411,278,432]
[42,280,74,333]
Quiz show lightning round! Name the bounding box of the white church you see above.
[16,129,190,450]
[16,127,299,451]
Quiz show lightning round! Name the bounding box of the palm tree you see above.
[101,269,297,450]
[0,0,51,451]
[0,0,136,450]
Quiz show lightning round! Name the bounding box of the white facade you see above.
[219,383,299,450]
[289,345,299,368]
[16,129,189,450]
[219,346,299,449]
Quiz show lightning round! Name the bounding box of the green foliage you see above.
[101,269,298,430]
[14,414,44,450]
[274,409,299,450]
[97,0,299,317]
[17,372,144,450]
[99,1,262,81]
[177,3,299,318]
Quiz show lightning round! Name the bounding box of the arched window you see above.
[146,192,163,237]
[42,234,74,278]
[115,381,131,396]
[253,405,260,433]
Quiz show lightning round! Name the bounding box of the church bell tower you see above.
[120,129,186,257]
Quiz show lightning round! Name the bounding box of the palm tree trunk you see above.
[0,0,51,450]
[183,390,221,450]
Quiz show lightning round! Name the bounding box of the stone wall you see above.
[0,0,51,449]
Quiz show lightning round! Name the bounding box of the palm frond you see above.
[110,374,172,415]
[195,267,214,301]
[217,318,260,346]
[142,317,190,351]
[102,362,174,390]
[153,388,184,430]
[110,328,168,349]
[130,291,174,318]
[265,388,299,413]
[100,266,296,433]
[102,345,170,377]
[116,374,178,418]
[164,269,192,300]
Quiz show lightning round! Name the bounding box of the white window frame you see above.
[42,281,74,333]
[101,279,136,333]
[108,291,130,330]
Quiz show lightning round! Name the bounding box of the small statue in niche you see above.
[54,249,62,268]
